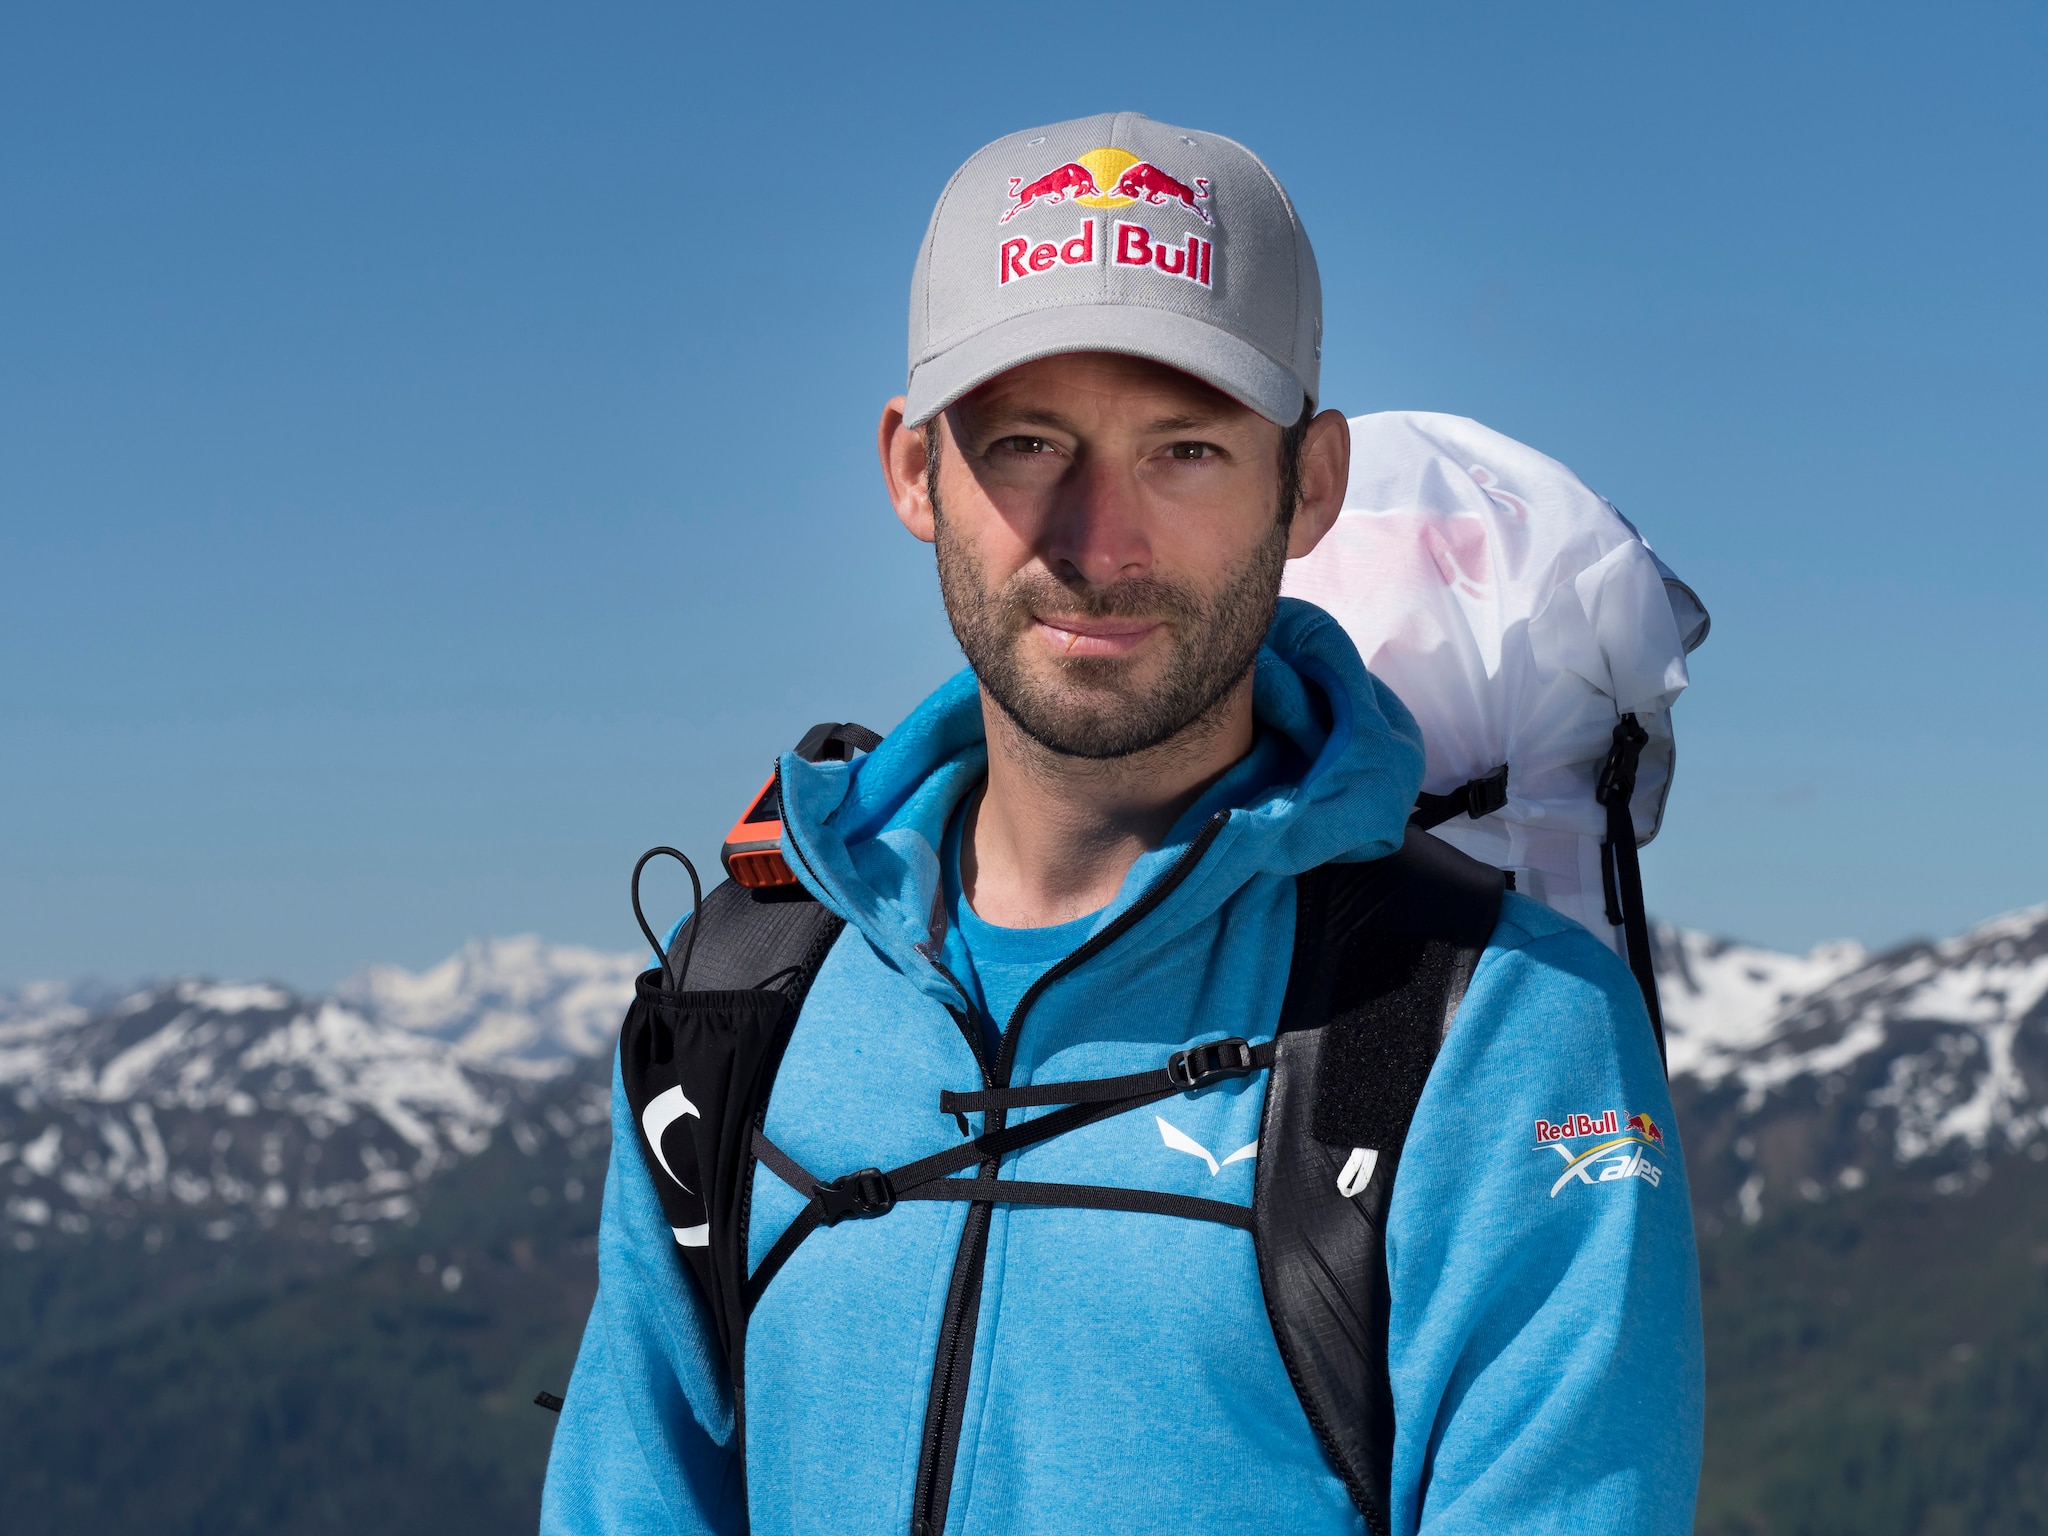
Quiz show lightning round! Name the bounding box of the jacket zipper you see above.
[906,811,1230,1536]
[782,769,1005,1536]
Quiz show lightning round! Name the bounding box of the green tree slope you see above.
[1697,1152,2048,1534]
[0,1072,608,1536]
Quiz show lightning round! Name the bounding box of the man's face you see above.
[915,353,1307,760]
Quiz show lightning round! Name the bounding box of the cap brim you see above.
[905,304,1305,428]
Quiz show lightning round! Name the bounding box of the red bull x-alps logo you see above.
[998,146,1214,290]
[1533,1108,1667,1198]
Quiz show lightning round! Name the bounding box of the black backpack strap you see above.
[1595,715,1668,1069]
[618,721,883,1371]
[1252,826,1505,1536]
[618,875,845,1374]
[741,1036,1279,1310]
[1408,763,1509,831]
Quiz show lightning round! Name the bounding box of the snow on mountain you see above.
[8,899,2048,1251]
[0,964,613,1255]
[336,936,640,1072]
[1654,925,1869,1084]
[0,976,126,1044]
[1668,902,2048,1227]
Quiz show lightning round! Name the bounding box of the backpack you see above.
[619,721,1503,1536]
[1284,410,1712,1059]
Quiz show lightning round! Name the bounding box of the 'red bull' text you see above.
[1534,1110,1620,1143]
[999,220,1095,284]
[1114,223,1213,286]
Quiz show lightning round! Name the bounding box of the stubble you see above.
[933,500,1288,761]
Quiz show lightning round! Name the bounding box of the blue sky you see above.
[3,1,2044,987]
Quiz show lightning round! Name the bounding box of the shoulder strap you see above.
[619,720,880,1364]
[666,878,846,995]
[618,876,844,1371]
[1253,827,1504,1536]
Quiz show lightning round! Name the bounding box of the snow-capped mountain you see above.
[1662,903,2048,1226]
[1655,925,1871,1083]
[336,936,641,1072]
[8,903,2048,1251]
[0,942,631,1254]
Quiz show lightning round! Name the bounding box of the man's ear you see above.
[1285,408,1350,560]
[878,397,937,544]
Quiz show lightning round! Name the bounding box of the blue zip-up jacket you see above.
[542,598,1703,1535]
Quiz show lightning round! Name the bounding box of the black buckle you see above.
[1464,764,1509,819]
[814,1167,895,1226]
[1167,1037,1255,1091]
[1595,715,1650,808]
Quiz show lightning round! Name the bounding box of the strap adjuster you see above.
[1166,1037,1255,1091]
[815,1167,895,1226]
[1595,715,1650,808]
[1464,763,1509,818]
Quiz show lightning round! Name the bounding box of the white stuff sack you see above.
[1283,411,1710,954]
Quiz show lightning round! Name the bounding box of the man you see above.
[543,112,1702,1535]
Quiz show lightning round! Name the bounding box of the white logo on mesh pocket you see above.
[1156,1115,1257,1176]
[640,1084,700,1190]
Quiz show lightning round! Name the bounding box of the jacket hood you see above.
[775,597,1425,1004]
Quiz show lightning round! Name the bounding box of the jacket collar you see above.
[775,598,1424,1001]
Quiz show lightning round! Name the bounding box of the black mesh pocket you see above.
[621,972,798,1366]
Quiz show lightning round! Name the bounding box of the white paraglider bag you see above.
[1284,412,1709,1050]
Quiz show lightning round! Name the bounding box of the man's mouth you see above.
[1029,614,1162,659]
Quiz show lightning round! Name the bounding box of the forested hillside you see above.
[1694,1154,2048,1533]
[0,1058,607,1535]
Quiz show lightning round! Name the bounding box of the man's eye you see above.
[1168,441,1220,460]
[995,436,1054,455]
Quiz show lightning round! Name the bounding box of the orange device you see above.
[721,772,795,888]
[719,721,884,889]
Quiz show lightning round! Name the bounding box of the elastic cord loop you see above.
[632,847,704,992]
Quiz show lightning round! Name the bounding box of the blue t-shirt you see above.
[938,802,1094,1056]
[937,727,1304,1057]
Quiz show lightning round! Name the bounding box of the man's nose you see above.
[1042,455,1153,585]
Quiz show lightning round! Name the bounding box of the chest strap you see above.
[743,1036,1277,1313]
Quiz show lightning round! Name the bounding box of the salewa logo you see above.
[1156,1115,1256,1176]
[640,1084,699,1189]
[640,1084,710,1248]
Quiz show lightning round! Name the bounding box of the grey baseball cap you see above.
[905,112,1322,428]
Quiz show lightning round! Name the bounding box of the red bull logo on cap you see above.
[1001,146,1213,226]
[996,146,1219,290]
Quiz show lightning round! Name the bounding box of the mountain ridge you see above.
[1,957,613,1259]
[10,903,2048,1255]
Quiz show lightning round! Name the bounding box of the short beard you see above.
[932,486,1290,761]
